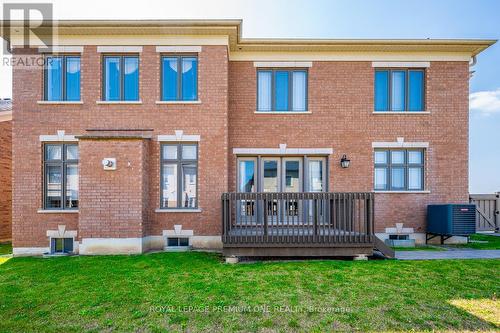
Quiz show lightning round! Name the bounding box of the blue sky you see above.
[1,0,499,192]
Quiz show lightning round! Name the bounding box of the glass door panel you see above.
[262,158,280,225]
[282,158,302,225]
[237,159,257,223]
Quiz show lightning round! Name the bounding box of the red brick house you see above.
[3,20,494,256]
[0,99,12,242]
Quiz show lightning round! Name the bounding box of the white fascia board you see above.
[97,46,143,53]
[371,61,430,68]
[156,46,202,53]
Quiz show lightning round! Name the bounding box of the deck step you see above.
[374,236,395,258]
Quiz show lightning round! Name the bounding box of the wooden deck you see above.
[221,192,393,257]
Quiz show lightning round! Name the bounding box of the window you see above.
[161,55,198,101]
[102,55,139,101]
[257,69,307,112]
[43,144,79,209]
[374,149,424,191]
[374,69,425,111]
[166,237,190,247]
[50,238,74,254]
[161,143,198,209]
[44,55,81,101]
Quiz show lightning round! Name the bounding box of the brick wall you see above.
[12,45,228,248]
[228,61,469,233]
[11,44,469,249]
[0,120,12,241]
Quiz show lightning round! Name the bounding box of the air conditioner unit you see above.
[426,204,476,243]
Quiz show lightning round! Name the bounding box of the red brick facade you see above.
[10,32,475,254]
[0,119,12,241]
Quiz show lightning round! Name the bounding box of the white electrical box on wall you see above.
[102,158,117,170]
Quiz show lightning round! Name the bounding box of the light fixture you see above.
[340,154,350,168]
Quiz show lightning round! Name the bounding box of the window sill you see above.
[155,208,202,213]
[37,101,84,105]
[254,111,311,114]
[96,101,143,105]
[373,190,431,194]
[156,100,201,105]
[37,209,79,214]
[372,111,430,114]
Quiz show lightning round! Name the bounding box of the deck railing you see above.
[221,192,374,246]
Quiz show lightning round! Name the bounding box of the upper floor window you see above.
[257,69,307,112]
[103,55,139,101]
[43,144,79,210]
[374,149,424,191]
[161,55,198,101]
[161,143,198,209]
[44,55,81,101]
[374,69,425,112]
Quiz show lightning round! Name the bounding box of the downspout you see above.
[469,55,477,79]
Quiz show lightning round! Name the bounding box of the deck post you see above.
[263,197,268,237]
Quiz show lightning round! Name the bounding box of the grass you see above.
[392,245,445,252]
[449,234,500,250]
[0,252,499,332]
[0,242,12,255]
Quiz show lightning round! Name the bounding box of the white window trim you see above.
[372,137,428,149]
[97,46,143,53]
[157,130,200,142]
[38,46,84,53]
[156,46,202,53]
[156,100,201,105]
[38,209,79,213]
[233,144,332,156]
[254,111,311,114]
[371,61,430,68]
[374,190,431,194]
[37,101,83,105]
[254,61,313,68]
[155,208,202,213]
[372,111,430,115]
[39,130,78,142]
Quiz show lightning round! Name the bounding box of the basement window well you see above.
[166,237,190,248]
[50,238,74,254]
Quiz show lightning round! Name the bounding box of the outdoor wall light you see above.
[340,154,350,168]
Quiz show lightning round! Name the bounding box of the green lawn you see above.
[392,245,445,251]
[0,242,12,255]
[450,234,500,250]
[0,253,499,332]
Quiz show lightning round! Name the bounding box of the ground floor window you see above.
[374,149,424,191]
[161,143,198,209]
[43,143,79,210]
[237,156,327,193]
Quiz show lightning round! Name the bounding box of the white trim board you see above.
[156,46,202,53]
[233,144,332,155]
[157,130,200,142]
[97,46,143,53]
[39,130,78,142]
[253,61,313,68]
[371,61,430,68]
[38,46,84,53]
[372,137,428,148]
